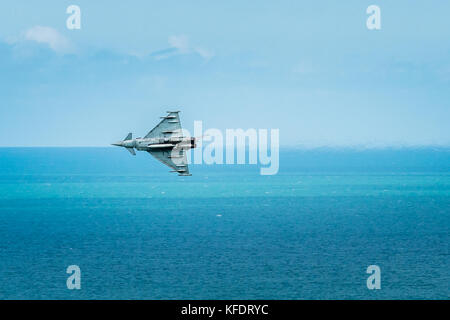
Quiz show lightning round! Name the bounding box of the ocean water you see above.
[0,147,448,299]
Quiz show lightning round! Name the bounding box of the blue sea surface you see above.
[0,147,448,299]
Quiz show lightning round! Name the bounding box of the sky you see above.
[0,1,449,147]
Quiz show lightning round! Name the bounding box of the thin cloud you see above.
[194,46,214,60]
[22,26,73,53]
[168,35,190,54]
[151,35,214,60]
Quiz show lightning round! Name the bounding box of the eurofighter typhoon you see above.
[112,111,196,176]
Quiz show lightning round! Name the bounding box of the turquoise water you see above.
[0,148,449,299]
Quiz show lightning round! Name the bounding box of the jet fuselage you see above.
[112,137,196,151]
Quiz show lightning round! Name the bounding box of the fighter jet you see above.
[112,111,196,176]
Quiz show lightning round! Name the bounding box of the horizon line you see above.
[0,145,449,150]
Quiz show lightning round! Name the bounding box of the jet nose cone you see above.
[112,141,123,147]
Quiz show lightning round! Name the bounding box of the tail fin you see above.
[124,133,132,141]
[126,147,136,156]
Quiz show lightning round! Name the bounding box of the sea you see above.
[0,147,448,299]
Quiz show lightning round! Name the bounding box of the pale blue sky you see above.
[0,1,449,146]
